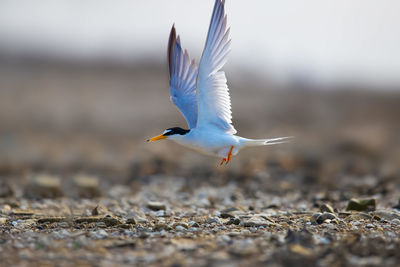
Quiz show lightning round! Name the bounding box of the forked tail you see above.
[242,136,294,147]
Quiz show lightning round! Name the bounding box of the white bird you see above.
[148,0,292,165]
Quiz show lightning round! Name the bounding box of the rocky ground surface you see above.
[1,159,399,267]
[1,63,400,266]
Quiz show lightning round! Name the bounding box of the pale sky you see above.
[0,0,399,88]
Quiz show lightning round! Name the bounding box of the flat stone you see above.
[10,209,35,217]
[25,174,63,198]
[147,201,166,211]
[241,217,274,227]
[74,215,121,227]
[346,198,376,211]
[227,231,241,237]
[37,217,67,224]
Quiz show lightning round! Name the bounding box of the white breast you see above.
[170,127,241,157]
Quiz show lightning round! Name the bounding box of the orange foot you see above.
[220,146,234,165]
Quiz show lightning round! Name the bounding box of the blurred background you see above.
[0,0,399,194]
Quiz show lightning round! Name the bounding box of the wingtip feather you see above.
[168,25,177,77]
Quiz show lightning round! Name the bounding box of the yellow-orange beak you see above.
[147,134,167,142]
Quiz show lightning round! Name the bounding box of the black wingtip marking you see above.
[168,25,177,78]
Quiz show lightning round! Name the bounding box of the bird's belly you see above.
[177,132,239,157]
[184,143,222,157]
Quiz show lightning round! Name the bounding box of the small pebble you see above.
[206,217,221,224]
[241,217,273,227]
[156,210,165,217]
[95,222,107,228]
[175,225,185,231]
[147,201,166,211]
[227,231,241,237]
[94,230,108,239]
[226,217,240,225]
[320,204,335,213]
[58,222,69,228]
[126,218,137,225]
[188,221,199,228]
[0,205,11,215]
[316,213,337,224]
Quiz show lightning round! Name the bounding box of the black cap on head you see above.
[163,127,190,136]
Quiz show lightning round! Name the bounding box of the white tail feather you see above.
[243,136,294,147]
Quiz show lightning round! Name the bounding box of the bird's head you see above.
[147,127,190,142]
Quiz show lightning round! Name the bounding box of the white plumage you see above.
[148,0,292,165]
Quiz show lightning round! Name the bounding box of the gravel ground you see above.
[1,172,399,267]
[0,63,399,266]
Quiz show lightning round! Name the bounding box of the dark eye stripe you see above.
[163,131,173,136]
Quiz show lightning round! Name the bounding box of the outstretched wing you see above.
[196,0,236,134]
[168,25,199,129]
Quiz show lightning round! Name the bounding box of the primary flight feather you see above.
[148,0,292,165]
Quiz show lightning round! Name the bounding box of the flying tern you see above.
[148,0,292,165]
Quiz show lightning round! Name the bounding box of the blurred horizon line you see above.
[1,51,399,92]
